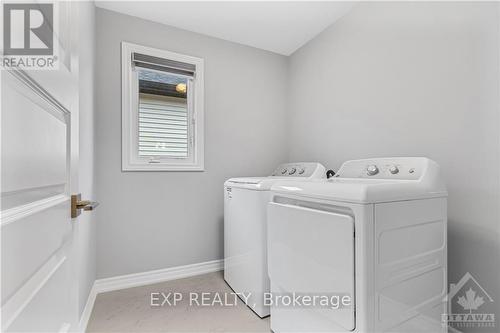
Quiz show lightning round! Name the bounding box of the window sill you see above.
[122,163,205,172]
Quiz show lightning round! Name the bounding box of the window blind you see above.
[132,52,196,77]
[138,99,189,158]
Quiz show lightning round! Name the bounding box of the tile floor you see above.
[86,271,271,332]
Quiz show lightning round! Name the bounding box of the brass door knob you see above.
[71,194,99,218]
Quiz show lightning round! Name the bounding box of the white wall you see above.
[76,1,97,319]
[95,8,288,278]
[287,2,500,328]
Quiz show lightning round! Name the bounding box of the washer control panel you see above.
[272,162,326,178]
[335,158,426,180]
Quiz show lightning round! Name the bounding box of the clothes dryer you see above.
[268,157,447,332]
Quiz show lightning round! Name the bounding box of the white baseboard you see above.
[94,259,224,293]
[78,285,98,333]
[78,259,223,332]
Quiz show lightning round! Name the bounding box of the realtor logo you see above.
[3,3,53,55]
[443,272,495,330]
[2,2,58,69]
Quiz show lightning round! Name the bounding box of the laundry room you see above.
[1,1,499,333]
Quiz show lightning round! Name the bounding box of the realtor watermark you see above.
[151,292,252,308]
[264,292,351,310]
[2,2,59,70]
[150,291,351,310]
[442,272,496,330]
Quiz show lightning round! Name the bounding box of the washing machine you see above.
[267,157,447,332]
[224,162,326,318]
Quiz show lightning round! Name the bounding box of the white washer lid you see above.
[225,177,306,191]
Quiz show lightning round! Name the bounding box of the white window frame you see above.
[121,42,204,171]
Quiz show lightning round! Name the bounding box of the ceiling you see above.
[95,1,355,56]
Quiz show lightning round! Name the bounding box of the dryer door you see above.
[268,202,355,331]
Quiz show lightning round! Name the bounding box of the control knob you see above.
[366,165,379,176]
[298,168,305,175]
[289,167,297,175]
[389,165,399,174]
[281,168,288,175]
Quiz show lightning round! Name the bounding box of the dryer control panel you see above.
[334,157,431,180]
[271,162,326,179]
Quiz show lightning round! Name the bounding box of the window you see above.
[121,42,204,171]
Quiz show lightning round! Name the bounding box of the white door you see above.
[268,202,355,331]
[1,3,81,332]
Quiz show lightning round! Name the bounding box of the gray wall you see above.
[287,2,500,328]
[95,8,288,278]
